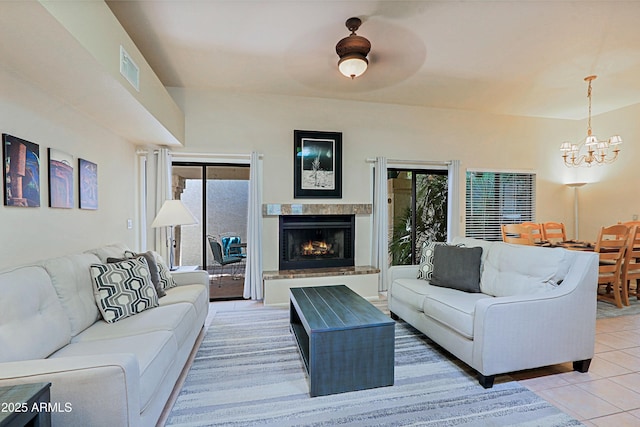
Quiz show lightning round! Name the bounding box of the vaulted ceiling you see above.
[107,0,640,121]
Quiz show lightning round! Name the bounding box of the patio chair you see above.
[207,235,244,279]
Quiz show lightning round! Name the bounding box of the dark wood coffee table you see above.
[289,285,395,397]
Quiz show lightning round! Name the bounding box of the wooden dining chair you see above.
[620,220,640,228]
[621,225,640,306]
[521,222,544,243]
[501,223,535,245]
[542,222,567,243]
[595,224,630,308]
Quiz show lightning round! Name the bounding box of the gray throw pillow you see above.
[430,245,483,293]
[417,241,463,280]
[110,251,166,298]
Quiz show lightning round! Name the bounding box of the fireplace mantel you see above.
[262,203,372,217]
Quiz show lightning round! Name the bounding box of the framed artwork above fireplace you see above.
[293,130,342,199]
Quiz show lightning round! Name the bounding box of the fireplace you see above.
[279,215,355,270]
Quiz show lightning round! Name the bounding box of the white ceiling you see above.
[105,1,640,121]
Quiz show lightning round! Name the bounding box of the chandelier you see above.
[560,75,622,167]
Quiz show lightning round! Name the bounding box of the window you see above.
[465,171,536,241]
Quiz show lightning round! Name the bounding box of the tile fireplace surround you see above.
[261,203,379,305]
[262,203,372,216]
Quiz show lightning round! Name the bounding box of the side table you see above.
[0,383,52,427]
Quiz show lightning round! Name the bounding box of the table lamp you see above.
[151,199,198,269]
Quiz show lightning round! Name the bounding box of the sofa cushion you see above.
[50,330,177,412]
[72,302,197,349]
[85,243,130,263]
[431,245,482,293]
[161,284,209,321]
[422,285,492,339]
[389,278,434,312]
[90,258,159,323]
[41,253,102,336]
[0,266,72,362]
[481,243,571,297]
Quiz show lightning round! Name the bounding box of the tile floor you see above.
[513,312,640,426]
[209,298,640,427]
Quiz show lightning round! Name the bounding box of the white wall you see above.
[170,89,582,270]
[0,68,138,270]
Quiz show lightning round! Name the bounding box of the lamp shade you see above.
[609,135,623,145]
[151,200,198,228]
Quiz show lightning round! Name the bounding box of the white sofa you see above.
[388,237,599,388]
[0,244,209,426]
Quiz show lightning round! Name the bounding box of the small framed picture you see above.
[293,130,342,199]
[79,158,98,210]
[2,134,41,207]
[48,148,74,208]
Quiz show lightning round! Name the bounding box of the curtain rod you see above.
[365,158,452,166]
[170,152,263,159]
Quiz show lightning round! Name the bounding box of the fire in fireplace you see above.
[279,215,355,270]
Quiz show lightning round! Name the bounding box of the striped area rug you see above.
[166,305,582,426]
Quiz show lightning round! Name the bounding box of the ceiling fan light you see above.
[338,54,368,79]
[335,17,371,80]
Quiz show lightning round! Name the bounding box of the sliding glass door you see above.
[172,162,250,299]
[388,169,448,265]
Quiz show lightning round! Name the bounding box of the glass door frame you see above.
[172,161,250,269]
[388,168,448,265]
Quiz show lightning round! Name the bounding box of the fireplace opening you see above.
[279,215,355,270]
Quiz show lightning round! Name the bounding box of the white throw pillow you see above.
[151,251,178,289]
[480,243,571,297]
[90,257,159,323]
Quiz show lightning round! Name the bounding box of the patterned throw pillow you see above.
[416,241,464,281]
[120,251,166,298]
[90,257,159,323]
[151,251,177,290]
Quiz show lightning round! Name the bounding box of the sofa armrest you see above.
[0,354,140,426]
[388,265,419,283]
[472,251,599,376]
[171,270,209,287]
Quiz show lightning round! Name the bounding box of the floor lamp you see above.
[566,183,586,240]
[151,199,198,269]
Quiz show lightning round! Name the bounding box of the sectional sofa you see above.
[388,236,599,388]
[0,243,209,426]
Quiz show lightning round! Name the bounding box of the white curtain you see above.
[147,148,172,261]
[447,160,461,241]
[244,151,264,300]
[372,157,389,292]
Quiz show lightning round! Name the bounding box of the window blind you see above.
[465,171,536,241]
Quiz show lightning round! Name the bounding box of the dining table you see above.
[534,240,595,251]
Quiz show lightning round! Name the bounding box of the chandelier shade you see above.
[335,17,371,79]
[560,75,622,167]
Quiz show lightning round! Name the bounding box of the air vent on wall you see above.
[119,46,140,91]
